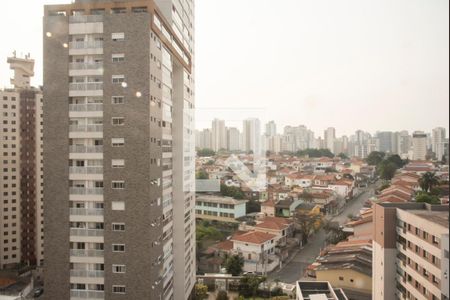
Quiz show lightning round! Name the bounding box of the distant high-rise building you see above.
[432,127,447,161]
[43,0,196,299]
[377,131,397,154]
[211,119,227,151]
[243,118,261,153]
[227,127,241,151]
[0,55,44,270]
[265,120,277,137]
[412,131,428,160]
[267,134,282,154]
[397,131,411,158]
[373,202,449,300]
[195,129,212,150]
[324,127,336,153]
[284,125,313,151]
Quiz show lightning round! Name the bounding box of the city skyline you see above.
[197,118,449,139]
[1,0,449,136]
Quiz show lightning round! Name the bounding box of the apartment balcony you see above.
[69,125,103,133]
[70,269,105,278]
[69,62,104,77]
[69,103,103,113]
[69,82,103,91]
[70,208,104,216]
[69,166,103,175]
[70,15,104,24]
[70,187,103,195]
[70,249,104,257]
[70,290,104,299]
[70,145,103,153]
[70,228,104,237]
[70,40,103,50]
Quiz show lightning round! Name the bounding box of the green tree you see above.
[196,170,209,180]
[378,161,398,180]
[366,151,386,166]
[239,275,266,299]
[293,209,323,246]
[295,149,334,158]
[220,184,245,199]
[197,148,216,157]
[338,153,349,160]
[224,255,244,276]
[195,283,209,300]
[386,154,407,168]
[216,291,229,300]
[416,192,441,204]
[419,172,440,192]
[246,200,261,214]
[324,221,347,244]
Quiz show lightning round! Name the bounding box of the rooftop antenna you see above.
[13,50,16,58]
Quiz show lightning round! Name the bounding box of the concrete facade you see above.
[43,1,195,299]
[373,203,449,300]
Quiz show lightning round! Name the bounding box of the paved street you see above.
[268,183,377,284]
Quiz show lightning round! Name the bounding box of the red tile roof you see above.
[232,231,276,245]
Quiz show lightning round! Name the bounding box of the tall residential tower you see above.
[43,0,195,299]
[0,55,44,270]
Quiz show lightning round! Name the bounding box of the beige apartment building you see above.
[373,202,449,300]
[0,55,44,269]
[43,0,195,299]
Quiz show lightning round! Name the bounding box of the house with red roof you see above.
[231,231,279,273]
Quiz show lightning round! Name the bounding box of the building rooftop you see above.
[231,231,276,245]
[196,195,248,205]
[297,281,348,300]
[410,211,449,228]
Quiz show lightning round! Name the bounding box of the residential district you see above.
[0,0,448,300]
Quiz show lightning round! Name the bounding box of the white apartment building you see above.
[432,127,447,161]
[211,118,227,151]
[243,118,262,154]
[227,127,241,151]
[324,127,336,153]
[413,131,428,160]
[0,55,44,269]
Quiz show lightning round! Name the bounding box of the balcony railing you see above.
[69,124,103,133]
[70,145,103,153]
[70,228,104,237]
[70,290,104,299]
[69,82,103,91]
[70,269,105,278]
[70,249,104,257]
[69,166,103,174]
[69,40,103,50]
[70,208,104,216]
[70,62,103,71]
[70,103,103,112]
[69,15,104,23]
[70,187,103,195]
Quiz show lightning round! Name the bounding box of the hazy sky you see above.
[1,0,448,136]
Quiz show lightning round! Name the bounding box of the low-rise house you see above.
[308,189,340,215]
[261,200,276,217]
[285,174,315,188]
[313,174,337,188]
[314,239,373,298]
[253,217,294,246]
[275,198,303,217]
[196,195,248,223]
[231,231,279,274]
[328,179,354,199]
